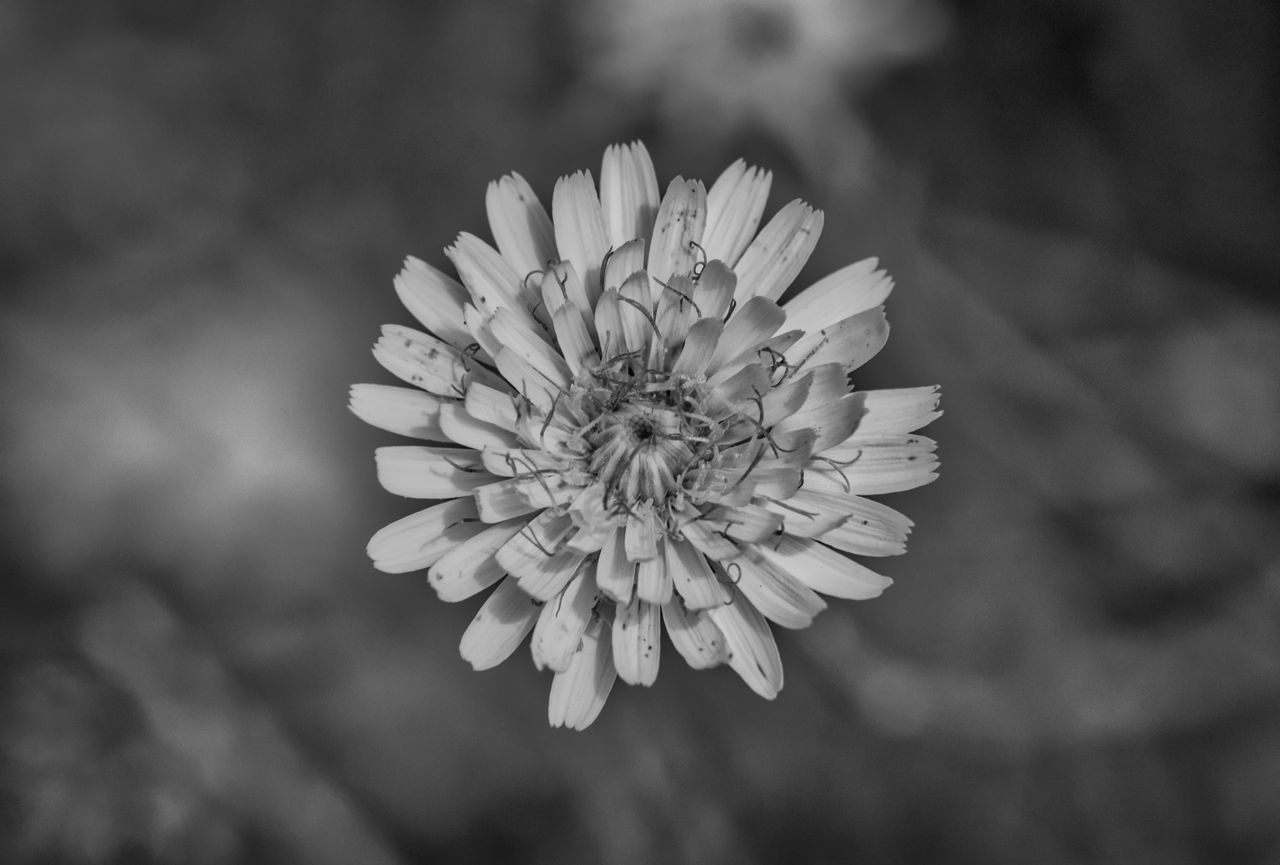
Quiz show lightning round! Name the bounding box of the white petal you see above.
[733,201,824,303]
[492,345,563,413]
[784,306,889,377]
[670,317,722,377]
[662,601,729,670]
[438,402,522,451]
[531,563,598,672]
[486,172,556,278]
[463,302,505,359]
[792,489,913,557]
[459,578,541,671]
[690,260,737,321]
[635,552,671,604]
[374,446,497,498]
[707,589,784,699]
[843,386,942,437]
[678,517,739,561]
[612,596,660,685]
[349,383,446,440]
[428,518,526,602]
[665,538,730,609]
[728,547,827,629]
[600,141,660,247]
[601,237,647,294]
[653,273,700,351]
[464,382,519,431]
[495,510,584,600]
[708,296,785,372]
[393,256,474,349]
[774,393,865,453]
[704,160,772,267]
[372,324,467,397]
[595,527,634,605]
[551,304,599,377]
[548,616,616,730]
[648,177,707,283]
[487,307,572,392]
[552,171,610,305]
[782,258,892,336]
[366,497,481,574]
[445,232,534,324]
[811,434,939,495]
[539,260,595,323]
[755,536,892,600]
[616,272,658,357]
[624,507,660,561]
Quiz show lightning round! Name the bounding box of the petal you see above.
[600,141,660,247]
[707,589,784,699]
[548,616,616,730]
[624,507,661,561]
[486,172,556,278]
[755,536,893,600]
[670,317,723,377]
[428,518,527,602]
[393,256,473,349]
[601,237,647,293]
[662,601,729,670]
[774,393,865,453]
[782,258,892,336]
[843,386,942,437]
[551,304,600,377]
[495,510,584,600]
[665,538,730,609]
[733,201,824,304]
[438,402,522,451]
[445,232,535,324]
[464,382,519,432]
[697,504,783,542]
[653,273,700,352]
[727,547,827,629]
[492,345,563,413]
[374,446,497,498]
[704,160,772,267]
[366,497,481,574]
[488,307,572,392]
[540,260,594,323]
[616,272,658,357]
[373,325,467,397]
[784,306,889,377]
[595,527,635,604]
[348,383,447,440]
[678,517,739,561]
[690,259,737,321]
[531,563,598,672]
[794,489,913,556]
[552,171,610,305]
[648,177,707,284]
[708,296,785,372]
[459,578,541,671]
[811,434,939,495]
[635,551,672,604]
[612,596,661,685]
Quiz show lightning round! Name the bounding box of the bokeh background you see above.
[3,1,1279,862]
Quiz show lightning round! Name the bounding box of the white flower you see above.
[351,142,939,729]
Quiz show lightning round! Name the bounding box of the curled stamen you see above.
[687,240,707,281]
[723,298,737,323]
[725,561,742,585]
[460,341,483,372]
[523,269,545,294]
[811,455,854,492]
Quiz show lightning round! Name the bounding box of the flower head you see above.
[351,142,939,729]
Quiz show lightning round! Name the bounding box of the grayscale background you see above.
[2,1,1278,863]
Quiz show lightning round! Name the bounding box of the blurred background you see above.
[2,0,1279,862]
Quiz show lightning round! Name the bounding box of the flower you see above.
[350,142,939,729]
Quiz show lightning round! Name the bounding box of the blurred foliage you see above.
[1,0,1278,863]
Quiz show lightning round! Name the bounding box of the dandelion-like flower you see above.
[350,142,939,729]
